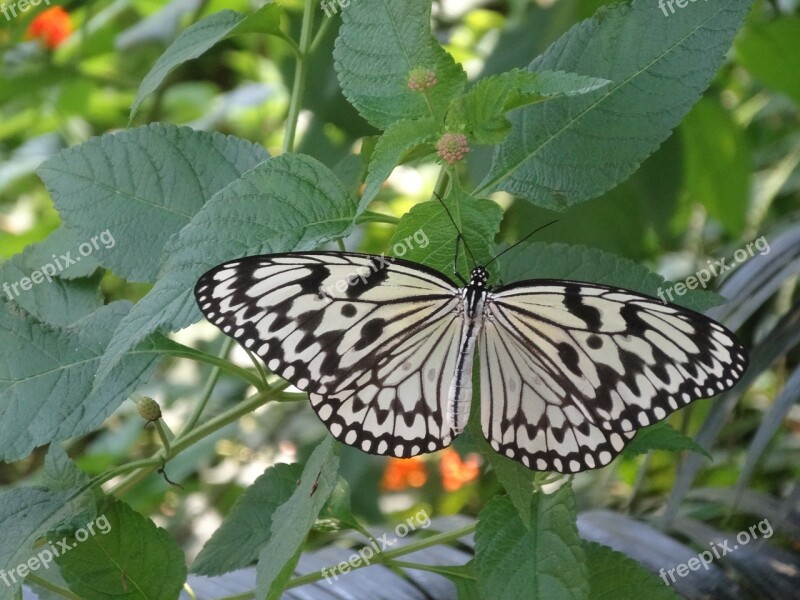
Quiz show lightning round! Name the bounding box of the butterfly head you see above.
[469,266,489,288]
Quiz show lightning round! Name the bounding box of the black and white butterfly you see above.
[194,251,748,473]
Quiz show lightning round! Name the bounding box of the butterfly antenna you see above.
[485,220,559,268]
[433,192,478,268]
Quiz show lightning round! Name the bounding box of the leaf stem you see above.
[283,0,317,153]
[283,523,476,589]
[180,337,236,436]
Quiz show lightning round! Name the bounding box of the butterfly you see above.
[194,251,748,473]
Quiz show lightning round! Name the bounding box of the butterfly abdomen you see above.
[447,284,487,432]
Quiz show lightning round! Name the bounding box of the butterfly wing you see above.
[195,252,463,457]
[479,280,748,473]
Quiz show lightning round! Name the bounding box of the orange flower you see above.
[380,456,427,492]
[439,448,481,492]
[25,6,72,49]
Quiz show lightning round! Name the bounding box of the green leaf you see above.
[362,117,438,209]
[434,562,480,600]
[623,422,711,459]
[585,541,681,599]
[37,124,270,282]
[681,99,750,235]
[499,242,723,313]
[21,227,102,281]
[317,476,361,532]
[333,0,467,129]
[452,69,610,144]
[477,0,754,209]
[93,153,356,384]
[255,436,339,600]
[0,250,103,328]
[191,463,302,576]
[735,17,800,106]
[388,188,503,283]
[474,485,588,600]
[0,449,95,599]
[56,499,186,600]
[43,444,90,492]
[0,302,162,461]
[483,449,538,527]
[131,5,283,117]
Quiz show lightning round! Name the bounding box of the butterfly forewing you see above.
[195,252,462,456]
[479,280,748,473]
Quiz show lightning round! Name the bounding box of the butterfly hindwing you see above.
[479,280,748,472]
[195,252,461,456]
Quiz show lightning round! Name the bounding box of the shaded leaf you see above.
[388,188,503,283]
[474,485,588,600]
[131,5,283,117]
[255,436,340,600]
[191,463,303,576]
[37,124,269,282]
[0,302,162,461]
[334,0,466,129]
[623,422,711,459]
[57,499,186,600]
[94,153,356,384]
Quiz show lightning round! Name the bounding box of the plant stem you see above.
[108,385,287,496]
[284,523,477,589]
[153,340,264,391]
[179,337,236,436]
[283,0,317,153]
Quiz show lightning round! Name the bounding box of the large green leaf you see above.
[94,153,356,384]
[255,436,340,600]
[0,302,162,461]
[474,485,588,600]
[0,446,95,600]
[0,248,103,328]
[56,499,186,600]
[735,17,800,106]
[476,0,755,209]
[388,189,503,283]
[131,5,283,117]
[333,0,466,129]
[191,463,302,576]
[499,242,723,312]
[37,124,269,282]
[452,69,610,145]
[585,542,681,599]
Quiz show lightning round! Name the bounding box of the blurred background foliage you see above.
[0,0,799,597]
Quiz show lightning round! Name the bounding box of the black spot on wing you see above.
[346,257,391,298]
[354,318,386,351]
[564,284,602,331]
